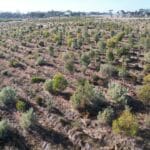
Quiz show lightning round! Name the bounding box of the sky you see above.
[0,0,149,13]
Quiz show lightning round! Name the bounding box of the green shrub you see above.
[145,114,150,127]
[143,74,150,84]
[107,32,124,48]
[80,53,91,68]
[137,84,150,105]
[65,60,75,73]
[16,100,26,112]
[112,108,138,136]
[46,96,53,112]
[48,46,54,56]
[94,33,100,43]
[144,37,150,50]
[106,50,114,62]
[144,52,150,63]
[97,107,114,124]
[0,120,9,139]
[31,76,45,83]
[52,73,68,92]
[44,79,54,93]
[107,38,116,48]
[67,37,73,48]
[36,57,46,66]
[108,82,128,104]
[116,47,129,57]
[88,49,96,59]
[62,52,75,73]
[144,64,150,73]
[114,32,125,42]
[19,108,36,129]
[44,73,68,94]
[77,77,87,86]
[100,64,117,77]
[0,87,16,106]
[9,59,23,68]
[118,67,129,79]
[97,41,106,53]
[71,39,78,49]
[62,51,75,61]
[71,80,104,112]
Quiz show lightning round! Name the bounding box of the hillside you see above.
[0,17,149,150]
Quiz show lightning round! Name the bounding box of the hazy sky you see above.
[0,0,149,13]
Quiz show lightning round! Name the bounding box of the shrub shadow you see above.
[0,129,30,150]
[31,124,73,149]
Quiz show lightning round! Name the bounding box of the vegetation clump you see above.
[137,84,150,105]
[143,74,150,84]
[100,64,117,77]
[16,100,26,112]
[31,76,45,83]
[97,107,114,124]
[108,82,128,104]
[36,57,47,66]
[20,108,36,129]
[71,80,105,112]
[0,87,16,106]
[80,53,91,68]
[44,73,68,94]
[112,107,138,136]
[0,120,9,139]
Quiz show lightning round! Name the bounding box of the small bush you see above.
[77,77,87,86]
[44,79,54,93]
[71,39,78,49]
[118,67,129,79]
[112,108,138,136]
[62,51,75,61]
[97,41,106,53]
[71,80,104,112]
[0,87,16,106]
[16,100,26,112]
[9,59,23,68]
[52,73,68,92]
[143,74,150,84]
[108,82,128,104]
[145,114,150,127]
[100,64,117,77]
[106,50,114,62]
[48,46,54,56]
[137,84,150,105]
[44,73,68,94]
[36,57,47,66]
[80,53,91,67]
[31,76,45,83]
[107,38,116,48]
[19,108,36,129]
[144,64,150,73]
[0,120,9,139]
[46,96,53,112]
[144,52,150,63]
[97,107,114,124]
[65,60,75,73]
[116,47,129,57]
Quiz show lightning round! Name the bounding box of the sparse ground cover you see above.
[0,17,149,150]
